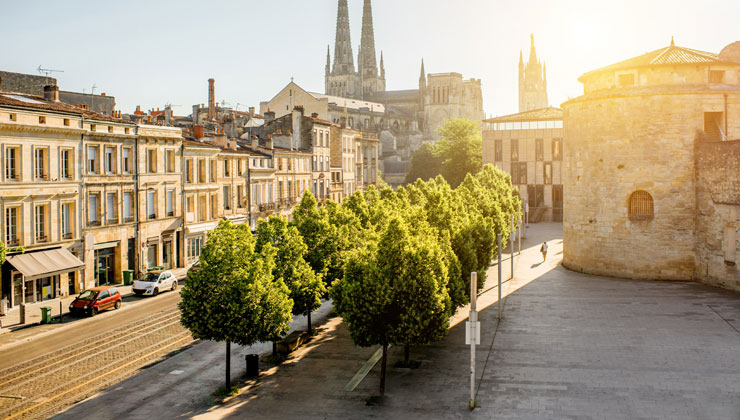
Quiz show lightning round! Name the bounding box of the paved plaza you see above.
[55,223,740,420]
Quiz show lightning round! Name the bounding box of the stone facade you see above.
[483,108,563,222]
[562,40,740,291]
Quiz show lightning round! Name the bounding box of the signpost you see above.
[466,272,479,410]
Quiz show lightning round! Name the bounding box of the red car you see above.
[69,286,122,317]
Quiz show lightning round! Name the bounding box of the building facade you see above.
[562,40,740,291]
[483,107,563,222]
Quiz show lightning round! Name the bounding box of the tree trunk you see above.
[404,344,410,363]
[225,341,231,390]
[272,341,277,358]
[307,311,312,335]
[380,340,388,397]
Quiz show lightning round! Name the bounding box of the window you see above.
[9,113,16,122]
[88,146,98,174]
[166,189,174,217]
[237,185,244,208]
[628,191,654,220]
[60,149,73,179]
[39,116,46,124]
[90,124,96,131]
[147,149,157,173]
[198,159,206,183]
[63,118,70,126]
[187,237,203,259]
[105,146,116,174]
[125,127,130,134]
[518,162,527,185]
[147,190,156,219]
[186,159,193,184]
[553,138,562,161]
[535,139,544,161]
[210,159,216,182]
[5,207,19,246]
[199,195,207,222]
[34,205,47,243]
[122,147,131,174]
[510,164,519,185]
[618,73,635,86]
[123,192,133,222]
[166,150,175,173]
[544,162,552,185]
[237,159,243,176]
[494,140,503,162]
[224,159,230,177]
[5,146,18,180]
[106,192,117,223]
[186,195,194,214]
[704,112,725,141]
[223,186,231,210]
[88,193,100,226]
[108,126,114,133]
[511,139,519,161]
[62,203,74,239]
[34,147,48,180]
[709,70,725,84]
[211,195,217,219]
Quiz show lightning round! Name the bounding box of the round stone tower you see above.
[562,40,740,280]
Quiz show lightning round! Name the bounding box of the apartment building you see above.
[182,139,221,266]
[355,131,380,190]
[310,117,332,203]
[136,125,183,271]
[246,145,275,230]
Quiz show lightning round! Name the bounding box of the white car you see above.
[133,271,178,296]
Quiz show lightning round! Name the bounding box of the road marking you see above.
[343,344,391,392]
[170,370,184,375]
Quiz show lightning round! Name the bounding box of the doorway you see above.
[147,244,158,269]
[163,240,172,269]
[96,248,114,286]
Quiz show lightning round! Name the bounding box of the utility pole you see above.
[497,234,502,320]
[467,272,479,410]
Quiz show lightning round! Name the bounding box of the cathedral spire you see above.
[419,59,426,87]
[528,33,538,65]
[359,0,378,78]
[332,0,355,74]
[325,45,331,76]
[380,51,385,79]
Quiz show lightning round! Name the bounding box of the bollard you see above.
[20,303,26,325]
[59,300,63,323]
[246,354,259,377]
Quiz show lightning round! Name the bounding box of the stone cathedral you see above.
[519,34,549,112]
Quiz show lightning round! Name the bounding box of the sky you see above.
[2,0,739,118]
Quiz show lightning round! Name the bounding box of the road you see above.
[0,289,191,420]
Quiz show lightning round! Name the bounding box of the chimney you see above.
[292,106,304,150]
[208,78,215,120]
[101,92,106,97]
[248,106,255,118]
[43,85,59,102]
[193,124,204,139]
[340,116,347,128]
[264,110,275,123]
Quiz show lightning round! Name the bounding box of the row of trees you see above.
[179,119,520,395]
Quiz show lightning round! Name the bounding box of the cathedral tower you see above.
[326,0,361,99]
[519,34,549,112]
[358,0,386,97]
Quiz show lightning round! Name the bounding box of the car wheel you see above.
[90,308,98,317]
[153,288,159,296]
[114,300,121,310]
[171,281,177,291]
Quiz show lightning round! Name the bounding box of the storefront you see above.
[184,221,217,266]
[4,248,84,308]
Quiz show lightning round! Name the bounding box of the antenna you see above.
[37,65,64,77]
[220,99,232,107]
[163,102,181,109]
[91,84,98,95]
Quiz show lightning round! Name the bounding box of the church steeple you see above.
[332,0,355,75]
[419,59,426,89]
[325,45,331,76]
[528,33,538,66]
[519,33,549,112]
[380,51,385,79]
[359,0,378,79]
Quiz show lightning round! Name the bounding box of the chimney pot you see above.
[101,92,106,97]
[43,85,59,102]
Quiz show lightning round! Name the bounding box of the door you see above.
[552,185,563,222]
[127,238,135,270]
[147,245,157,269]
[96,249,114,286]
[162,241,172,269]
[12,273,23,307]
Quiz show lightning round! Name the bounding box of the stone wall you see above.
[0,71,55,95]
[694,139,740,291]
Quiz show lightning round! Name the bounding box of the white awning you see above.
[186,221,218,234]
[7,248,84,280]
[223,215,247,225]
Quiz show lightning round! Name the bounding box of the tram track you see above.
[0,305,194,420]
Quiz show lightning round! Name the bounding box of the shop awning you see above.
[186,221,218,234]
[6,248,84,281]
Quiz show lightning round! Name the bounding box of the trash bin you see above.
[40,306,52,324]
[123,270,134,286]
[246,354,259,377]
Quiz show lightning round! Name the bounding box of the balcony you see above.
[148,213,156,220]
[6,173,19,181]
[63,232,73,240]
[89,220,101,227]
[167,211,174,217]
[124,216,135,223]
[35,235,48,243]
[6,238,19,247]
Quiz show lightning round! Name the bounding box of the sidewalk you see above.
[0,267,188,335]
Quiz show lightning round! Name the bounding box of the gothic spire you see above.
[326,45,331,76]
[332,0,355,74]
[419,59,426,88]
[380,51,385,79]
[528,33,538,66]
[359,0,378,78]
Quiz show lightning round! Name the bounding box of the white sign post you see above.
[466,272,479,410]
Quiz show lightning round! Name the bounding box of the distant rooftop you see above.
[484,107,563,123]
[309,92,386,113]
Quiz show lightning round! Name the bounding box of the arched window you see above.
[629,191,654,220]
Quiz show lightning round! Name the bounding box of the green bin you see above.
[123,270,134,285]
[40,306,52,324]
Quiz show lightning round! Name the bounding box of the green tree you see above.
[436,118,483,188]
[332,218,452,396]
[405,142,443,183]
[179,221,293,390]
[255,216,325,335]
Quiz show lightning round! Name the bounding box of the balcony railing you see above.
[89,220,101,227]
[167,211,174,217]
[63,232,73,240]
[6,238,19,247]
[124,216,135,223]
[35,235,47,243]
[107,218,118,224]
[148,213,156,220]
[258,202,277,212]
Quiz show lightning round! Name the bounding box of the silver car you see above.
[132,270,178,296]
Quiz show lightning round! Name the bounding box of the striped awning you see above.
[6,248,84,280]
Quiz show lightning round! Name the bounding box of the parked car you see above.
[133,270,178,296]
[187,260,201,276]
[69,286,122,317]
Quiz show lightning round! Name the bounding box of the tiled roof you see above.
[484,107,563,123]
[580,42,736,80]
[182,139,221,149]
[0,91,129,124]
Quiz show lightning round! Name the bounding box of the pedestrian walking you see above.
[540,241,548,261]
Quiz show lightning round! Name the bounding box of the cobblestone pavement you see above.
[54,223,740,420]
